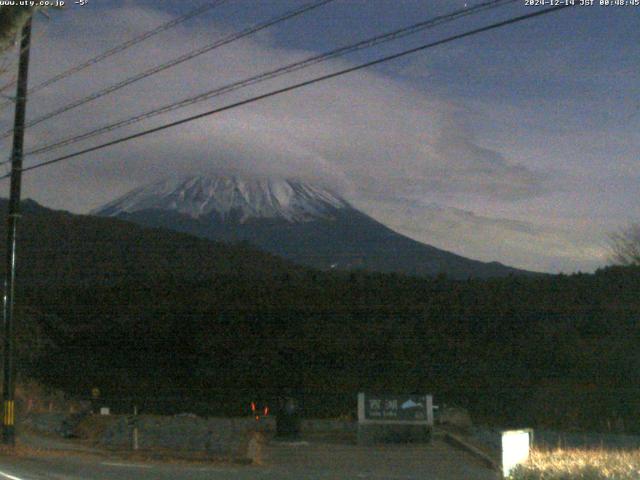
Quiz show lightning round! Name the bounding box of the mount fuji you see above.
[93,174,529,279]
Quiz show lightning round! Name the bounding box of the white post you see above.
[357,393,365,422]
[133,427,139,450]
[501,429,531,477]
[132,405,139,450]
[426,395,434,426]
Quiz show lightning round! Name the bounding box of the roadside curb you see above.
[441,431,501,472]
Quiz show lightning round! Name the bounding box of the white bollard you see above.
[501,429,531,477]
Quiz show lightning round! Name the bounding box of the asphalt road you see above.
[0,439,500,480]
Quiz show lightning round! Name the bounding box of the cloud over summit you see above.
[0,1,632,273]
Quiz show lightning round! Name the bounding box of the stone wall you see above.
[99,415,275,455]
[22,412,70,435]
[357,423,432,445]
[26,412,361,455]
[300,419,356,434]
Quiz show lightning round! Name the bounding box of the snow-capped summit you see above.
[93,172,530,279]
[94,174,350,223]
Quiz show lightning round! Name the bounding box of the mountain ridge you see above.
[93,174,535,279]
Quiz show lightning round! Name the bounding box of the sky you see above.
[0,0,638,273]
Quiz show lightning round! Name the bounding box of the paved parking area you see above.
[260,438,500,480]
[0,435,500,480]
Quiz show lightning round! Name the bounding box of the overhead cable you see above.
[0,0,335,140]
[0,0,227,100]
[24,0,517,158]
[0,5,572,181]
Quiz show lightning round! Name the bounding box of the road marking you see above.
[0,470,26,480]
[101,462,152,469]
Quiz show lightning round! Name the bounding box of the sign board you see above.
[358,393,433,426]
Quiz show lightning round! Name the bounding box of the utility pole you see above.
[2,15,32,446]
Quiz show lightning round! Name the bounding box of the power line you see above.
[23,0,517,159]
[0,0,335,141]
[1,5,572,181]
[0,0,227,102]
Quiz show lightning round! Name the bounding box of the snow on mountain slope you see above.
[94,175,350,223]
[92,173,533,278]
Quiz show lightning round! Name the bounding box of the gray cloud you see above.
[419,111,549,200]
[356,197,609,273]
[1,4,552,205]
[0,3,619,272]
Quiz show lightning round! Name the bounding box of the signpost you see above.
[357,393,433,444]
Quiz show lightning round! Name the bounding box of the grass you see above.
[509,447,640,479]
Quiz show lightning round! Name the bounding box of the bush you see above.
[509,448,640,479]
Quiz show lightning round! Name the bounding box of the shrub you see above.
[509,448,640,480]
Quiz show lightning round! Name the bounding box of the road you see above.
[0,438,500,479]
